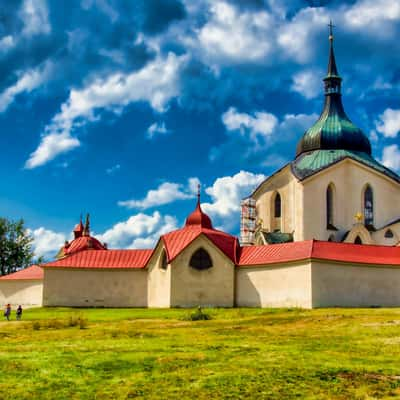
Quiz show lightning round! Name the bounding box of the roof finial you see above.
[83,213,90,236]
[328,20,335,42]
[197,183,201,206]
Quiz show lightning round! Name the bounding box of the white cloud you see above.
[380,144,400,172]
[277,7,328,63]
[196,1,273,64]
[25,132,80,169]
[19,0,51,36]
[221,107,317,147]
[0,36,15,52]
[25,53,186,168]
[0,61,53,113]
[344,0,400,31]
[376,108,400,138]
[202,170,266,231]
[106,164,121,175]
[118,177,200,210]
[291,69,322,99]
[28,227,66,260]
[98,211,178,249]
[146,122,170,139]
[222,107,278,144]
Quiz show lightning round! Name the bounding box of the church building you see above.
[1,30,400,309]
[240,28,400,247]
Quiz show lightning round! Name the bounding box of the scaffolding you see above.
[240,197,257,245]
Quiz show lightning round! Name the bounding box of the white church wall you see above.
[147,244,171,308]
[235,261,312,308]
[252,166,304,241]
[302,159,400,243]
[43,268,147,307]
[170,235,235,307]
[373,223,400,246]
[0,280,43,307]
[311,261,400,307]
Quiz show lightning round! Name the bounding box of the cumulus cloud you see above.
[25,53,186,168]
[25,132,80,170]
[28,227,66,260]
[291,68,322,99]
[0,61,53,113]
[277,7,328,64]
[195,1,273,64]
[118,177,200,210]
[344,0,400,33]
[380,144,400,172]
[19,0,51,36]
[0,36,15,52]
[202,170,266,231]
[222,107,278,144]
[221,107,317,148]
[98,211,178,249]
[376,108,400,138]
[146,122,170,139]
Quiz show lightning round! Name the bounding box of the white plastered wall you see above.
[302,159,400,243]
[235,261,312,308]
[253,166,304,241]
[311,260,400,307]
[170,235,235,307]
[43,268,147,307]
[147,243,171,308]
[0,280,43,307]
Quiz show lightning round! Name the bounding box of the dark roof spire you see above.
[83,213,90,236]
[326,20,339,78]
[196,183,201,206]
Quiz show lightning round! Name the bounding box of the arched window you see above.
[326,184,334,228]
[160,250,168,270]
[354,236,362,245]
[363,185,373,227]
[385,229,394,239]
[189,248,213,270]
[274,193,281,218]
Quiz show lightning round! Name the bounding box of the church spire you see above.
[83,213,90,236]
[295,22,372,157]
[324,21,342,94]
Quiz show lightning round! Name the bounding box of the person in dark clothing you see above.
[4,304,11,321]
[16,305,22,321]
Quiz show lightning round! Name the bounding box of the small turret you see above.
[73,215,84,239]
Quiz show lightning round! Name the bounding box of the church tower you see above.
[244,24,400,247]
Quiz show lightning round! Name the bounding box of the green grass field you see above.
[1,307,400,399]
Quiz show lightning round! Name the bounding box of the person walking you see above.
[16,305,22,321]
[4,304,11,321]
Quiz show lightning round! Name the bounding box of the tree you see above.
[0,218,35,276]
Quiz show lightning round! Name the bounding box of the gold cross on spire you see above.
[328,20,335,42]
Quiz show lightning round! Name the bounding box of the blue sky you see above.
[0,0,399,259]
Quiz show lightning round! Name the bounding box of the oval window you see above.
[189,248,213,270]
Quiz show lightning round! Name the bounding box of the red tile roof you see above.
[162,226,238,263]
[42,249,153,269]
[238,240,400,266]
[311,240,400,265]
[238,241,313,266]
[0,265,43,280]
[62,235,106,256]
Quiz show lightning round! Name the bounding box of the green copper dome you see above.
[296,29,372,157]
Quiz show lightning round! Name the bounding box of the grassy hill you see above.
[1,307,400,399]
